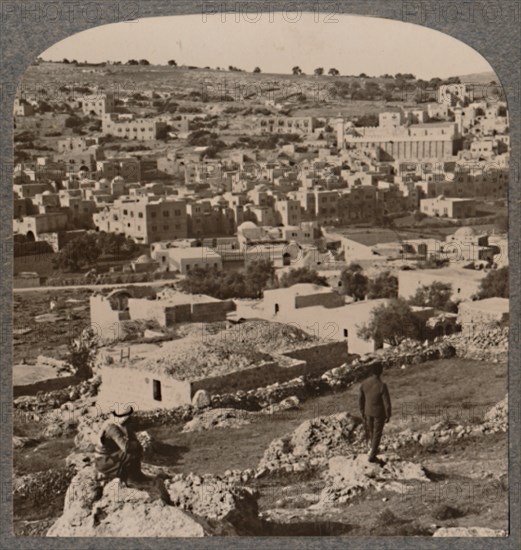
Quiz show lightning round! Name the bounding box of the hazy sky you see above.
[41,14,492,79]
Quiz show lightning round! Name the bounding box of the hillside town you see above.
[13,59,509,538]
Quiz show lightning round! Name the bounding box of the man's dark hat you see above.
[111,406,134,418]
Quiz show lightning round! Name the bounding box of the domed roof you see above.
[135,254,153,264]
[98,178,109,184]
[453,226,477,239]
[112,176,125,183]
[238,221,258,230]
[42,190,52,196]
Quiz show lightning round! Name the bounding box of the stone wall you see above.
[281,341,349,374]
[14,374,82,398]
[191,300,235,323]
[191,360,304,396]
[294,292,344,309]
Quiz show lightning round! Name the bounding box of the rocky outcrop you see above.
[483,395,507,432]
[318,454,430,505]
[166,473,261,534]
[47,466,260,537]
[258,413,363,474]
[182,408,254,433]
[433,527,507,537]
[47,469,219,537]
[445,326,508,362]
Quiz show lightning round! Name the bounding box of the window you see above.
[152,380,162,401]
[123,209,128,215]
[138,212,143,218]
[151,212,157,218]
[343,329,348,338]
[163,224,169,230]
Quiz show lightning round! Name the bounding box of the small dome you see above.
[42,190,52,196]
[112,176,125,183]
[98,178,109,185]
[238,221,258,230]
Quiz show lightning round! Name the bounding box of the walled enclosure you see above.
[97,341,349,411]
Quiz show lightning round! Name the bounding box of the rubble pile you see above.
[445,326,508,362]
[257,413,363,474]
[14,467,76,505]
[139,333,273,381]
[182,408,255,433]
[166,472,261,532]
[384,395,508,452]
[483,395,508,432]
[223,320,319,353]
[260,395,301,415]
[318,454,430,505]
[13,375,101,415]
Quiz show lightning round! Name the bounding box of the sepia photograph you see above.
[10,10,510,539]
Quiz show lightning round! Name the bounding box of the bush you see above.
[432,504,463,520]
[477,266,508,299]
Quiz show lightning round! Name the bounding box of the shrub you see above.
[432,504,463,520]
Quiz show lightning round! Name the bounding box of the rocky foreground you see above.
[45,393,507,537]
[13,327,509,537]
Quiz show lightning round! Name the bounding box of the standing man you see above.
[359,363,391,465]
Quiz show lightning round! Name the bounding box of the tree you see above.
[167,59,177,66]
[139,59,150,65]
[279,267,328,288]
[409,281,457,312]
[292,66,302,75]
[62,58,70,64]
[67,327,99,378]
[328,68,339,76]
[64,115,83,128]
[52,233,101,272]
[244,259,276,298]
[314,67,324,76]
[358,298,423,347]
[477,267,508,299]
[95,231,138,259]
[253,67,261,73]
[127,59,138,65]
[367,271,398,299]
[340,263,368,300]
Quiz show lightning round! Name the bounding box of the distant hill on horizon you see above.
[457,71,498,85]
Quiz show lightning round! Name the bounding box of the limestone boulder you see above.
[433,527,506,537]
[192,389,211,409]
[318,454,430,505]
[47,471,229,537]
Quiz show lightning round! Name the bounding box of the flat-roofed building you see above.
[420,196,476,218]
